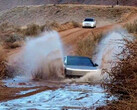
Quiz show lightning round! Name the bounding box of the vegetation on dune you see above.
[49,21,81,31]
[20,24,41,36]
[0,22,15,32]
[0,20,81,36]
[0,21,81,48]
[3,33,24,49]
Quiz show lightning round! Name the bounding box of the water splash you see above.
[93,28,131,70]
[8,28,132,83]
[73,28,132,83]
[10,31,65,80]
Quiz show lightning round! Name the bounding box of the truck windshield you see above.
[84,18,94,21]
[67,56,94,66]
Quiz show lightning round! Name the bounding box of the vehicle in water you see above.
[64,56,100,77]
[82,18,96,28]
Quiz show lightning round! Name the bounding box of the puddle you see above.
[0,83,115,110]
[16,89,38,95]
[2,76,38,88]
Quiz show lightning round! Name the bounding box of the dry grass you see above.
[0,22,15,32]
[76,33,102,58]
[125,20,137,34]
[103,39,137,110]
[71,21,81,28]
[19,24,41,36]
[0,45,8,79]
[16,21,81,36]
[109,39,137,97]
[0,21,80,49]
[0,21,80,79]
[0,45,20,79]
[49,21,81,32]
[2,33,23,49]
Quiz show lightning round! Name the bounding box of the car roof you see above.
[66,56,91,59]
[65,56,94,62]
[84,18,94,19]
[64,56,94,66]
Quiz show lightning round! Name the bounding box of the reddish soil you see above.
[0,4,137,102]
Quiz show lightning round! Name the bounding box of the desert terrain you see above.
[0,3,137,110]
[0,0,137,12]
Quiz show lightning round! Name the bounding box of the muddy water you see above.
[1,76,114,110]
[1,30,127,109]
[9,31,64,80]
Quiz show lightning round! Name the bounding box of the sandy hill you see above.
[0,4,136,27]
[0,0,137,12]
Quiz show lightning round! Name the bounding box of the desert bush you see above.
[108,39,137,97]
[40,21,52,32]
[125,20,137,34]
[17,21,81,35]
[0,46,8,79]
[104,39,137,109]
[3,33,23,49]
[47,21,80,32]
[76,33,102,58]
[0,45,15,79]
[4,33,23,43]
[39,21,61,32]
[54,22,74,32]
[50,21,60,29]
[0,22,15,32]
[71,21,81,28]
[5,41,22,49]
[21,24,41,36]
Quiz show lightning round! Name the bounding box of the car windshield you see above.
[66,56,94,66]
[84,18,94,22]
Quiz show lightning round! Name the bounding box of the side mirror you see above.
[94,63,98,67]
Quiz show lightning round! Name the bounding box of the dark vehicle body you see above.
[64,56,99,77]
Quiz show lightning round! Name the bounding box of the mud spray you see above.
[9,31,64,80]
[94,28,131,69]
[66,27,132,83]
[9,28,131,83]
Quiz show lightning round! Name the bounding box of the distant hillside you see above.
[0,0,137,12]
[0,4,136,27]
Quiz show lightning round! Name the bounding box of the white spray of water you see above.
[66,28,131,83]
[64,70,102,83]
[93,28,131,70]
[10,31,65,80]
[9,28,132,83]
